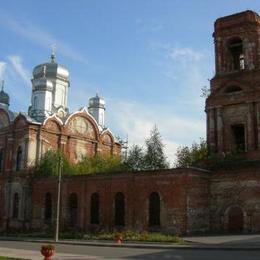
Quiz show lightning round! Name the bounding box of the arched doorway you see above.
[228,206,243,232]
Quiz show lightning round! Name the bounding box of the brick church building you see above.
[1,10,260,234]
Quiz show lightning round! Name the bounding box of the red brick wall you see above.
[31,168,209,234]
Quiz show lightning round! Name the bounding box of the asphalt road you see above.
[1,240,260,259]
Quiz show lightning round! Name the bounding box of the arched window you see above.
[44,193,52,222]
[68,193,78,226]
[12,193,19,219]
[114,192,125,226]
[90,193,99,225]
[0,148,4,172]
[228,38,244,70]
[16,146,22,171]
[149,192,160,227]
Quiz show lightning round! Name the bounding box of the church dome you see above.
[0,89,9,106]
[32,54,69,80]
[33,78,53,91]
[89,94,105,109]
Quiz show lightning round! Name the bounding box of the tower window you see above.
[231,125,245,152]
[34,96,38,109]
[229,38,244,71]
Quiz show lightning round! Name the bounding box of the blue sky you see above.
[0,0,259,164]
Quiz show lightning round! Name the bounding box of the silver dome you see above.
[32,56,69,80]
[89,94,105,108]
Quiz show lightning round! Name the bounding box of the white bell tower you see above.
[88,94,105,128]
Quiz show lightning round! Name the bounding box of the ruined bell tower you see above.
[206,10,260,158]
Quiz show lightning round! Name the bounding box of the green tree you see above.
[125,144,144,171]
[35,150,71,176]
[143,125,169,170]
[35,150,125,176]
[174,138,208,167]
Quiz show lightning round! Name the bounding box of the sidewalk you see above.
[0,246,98,260]
[1,234,260,250]
[1,234,260,260]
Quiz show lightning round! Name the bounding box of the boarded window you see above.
[68,193,78,226]
[12,193,19,219]
[232,125,245,152]
[44,193,52,222]
[149,192,160,227]
[90,193,100,225]
[16,146,22,171]
[114,192,125,226]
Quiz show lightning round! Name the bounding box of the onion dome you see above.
[32,53,69,80]
[0,81,9,106]
[88,94,105,109]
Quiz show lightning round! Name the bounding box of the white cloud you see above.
[0,62,6,78]
[106,99,205,166]
[0,13,86,63]
[169,47,204,62]
[8,55,30,86]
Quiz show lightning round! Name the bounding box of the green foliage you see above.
[143,125,169,170]
[174,138,208,168]
[125,125,169,171]
[35,150,125,176]
[80,231,183,243]
[34,150,66,176]
[124,144,144,171]
[74,154,125,174]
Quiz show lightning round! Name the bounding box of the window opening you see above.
[232,125,245,152]
[229,38,244,70]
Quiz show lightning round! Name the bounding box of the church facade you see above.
[0,52,121,229]
[1,10,260,234]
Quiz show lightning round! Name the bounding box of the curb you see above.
[0,237,260,251]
